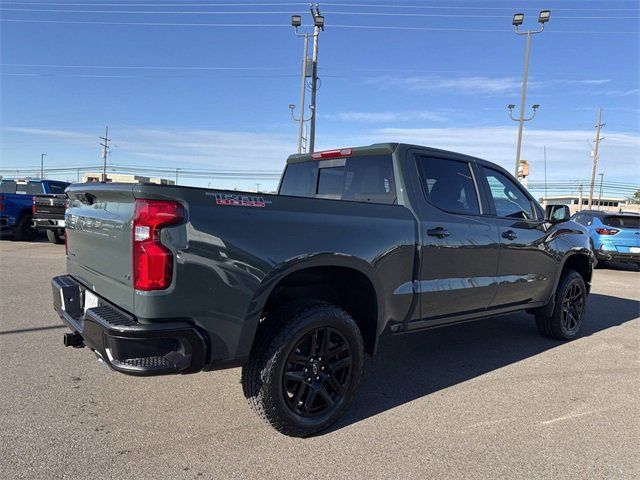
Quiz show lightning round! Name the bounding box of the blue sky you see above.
[1,0,638,197]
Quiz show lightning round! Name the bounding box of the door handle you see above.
[502,230,518,240]
[427,227,450,238]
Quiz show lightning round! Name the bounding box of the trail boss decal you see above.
[208,193,270,207]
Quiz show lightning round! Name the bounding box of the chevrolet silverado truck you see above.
[0,179,69,240]
[32,193,67,244]
[52,143,592,437]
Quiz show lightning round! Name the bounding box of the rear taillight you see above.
[132,199,184,291]
[0,194,4,212]
[32,196,37,214]
[595,227,619,235]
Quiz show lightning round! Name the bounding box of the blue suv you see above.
[571,211,640,268]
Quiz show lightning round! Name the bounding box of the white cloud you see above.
[321,110,449,123]
[370,75,524,95]
[605,88,640,97]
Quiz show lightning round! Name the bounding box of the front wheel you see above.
[46,229,65,244]
[242,300,364,437]
[536,270,587,340]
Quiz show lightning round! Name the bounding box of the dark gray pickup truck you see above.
[52,143,592,436]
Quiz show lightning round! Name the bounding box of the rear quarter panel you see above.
[131,185,417,364]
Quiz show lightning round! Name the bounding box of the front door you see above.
[479,166,557,307]
[415,155,501,322]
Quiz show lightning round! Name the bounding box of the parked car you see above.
[571,210,640,268]
[52,143,592,436]
[0,179,69,241]
[32,193,68,244]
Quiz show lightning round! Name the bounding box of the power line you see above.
[2,18,638,34]
[2,7,638,19]
[0,1,637,10]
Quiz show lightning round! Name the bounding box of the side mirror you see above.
[545,204,570,224]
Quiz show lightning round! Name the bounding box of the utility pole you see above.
[77,168,81,183]
[509,10,550,177]
[256,183,261,193]
[175,168,180,185]
[578,183,583,211]
[598,173,604,210]
[100,126,110,182]
[587,108,604,209]
[40,153,47,179]
[290,5,325,154]
[308,4,322,154]
[543,145,547,199]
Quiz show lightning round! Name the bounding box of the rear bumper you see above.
[33,218,65,230]
[52,275,207,376]
[595,250,640,264]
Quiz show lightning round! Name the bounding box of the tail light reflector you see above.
[132,199,184,291]
[32,196,37,214]
[0,195,4,212]
[595,227,619,235]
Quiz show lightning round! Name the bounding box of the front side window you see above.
[416,156,480,215]
[482,167,534,220]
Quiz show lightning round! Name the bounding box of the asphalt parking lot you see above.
[1,239,638,479]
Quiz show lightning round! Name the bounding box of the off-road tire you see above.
[241,300,364,437]
[46,229,65,244]
[536,270,587,340]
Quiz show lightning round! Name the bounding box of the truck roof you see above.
[286,142,485,165]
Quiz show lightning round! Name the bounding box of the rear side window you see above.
[279,155,396,205]
[603,215,640,228]
[416,157,480,215]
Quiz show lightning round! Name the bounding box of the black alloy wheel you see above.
[282,326,352,417]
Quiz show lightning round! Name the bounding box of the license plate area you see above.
[630,247,640,254]
[84,290,99,314]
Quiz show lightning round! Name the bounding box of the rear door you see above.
[478,166,556,307]
[414,155,500,321]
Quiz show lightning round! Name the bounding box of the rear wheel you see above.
[536,270,587,340]
[242,300,364,437]
[13,214,35,241]
[46,229,65,244]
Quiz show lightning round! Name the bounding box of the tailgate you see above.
[66,184,136,312]
[34,194,66,218]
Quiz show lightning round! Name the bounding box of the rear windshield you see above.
[603,215,640,228]
[279,155,397,205]
[0,181,43,194]
[0,180,17,194]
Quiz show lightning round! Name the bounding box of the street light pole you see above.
[40,153,47,179]
[509,10,550,178]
